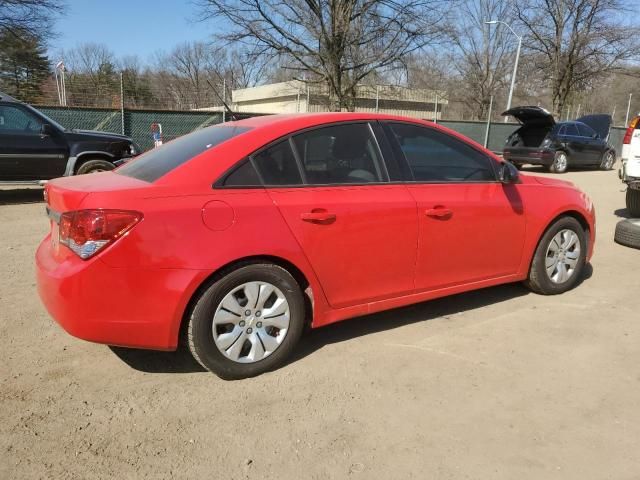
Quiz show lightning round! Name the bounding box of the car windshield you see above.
[117,124,252,182]
[25,104,67,132]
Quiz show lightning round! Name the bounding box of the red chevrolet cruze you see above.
[36,113,595,379]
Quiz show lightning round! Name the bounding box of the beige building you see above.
[229,80,447,120]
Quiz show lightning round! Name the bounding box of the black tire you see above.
[76,159,115,175]
[548,151,568,173]
[599,150,616,170]
[614,219,640,250]
[626,189,640,217]
[187,263,305,380]
[525,216,587,295]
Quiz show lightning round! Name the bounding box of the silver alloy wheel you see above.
[602,152,615,169]
[212,281,290,363]
[555,152,568,172]
[545,229,581,284]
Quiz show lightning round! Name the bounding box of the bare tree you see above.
[63,43,118,107]
[453,0,515,119]
[0,0,63,39]
[515,0,640,115]
[162,42,216,109]
[197,0,449,111]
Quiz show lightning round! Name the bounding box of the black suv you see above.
[502,106,615,173]
[0,92,140,182]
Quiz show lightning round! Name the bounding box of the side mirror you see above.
[41,123,54,136]
[499,162,520,184]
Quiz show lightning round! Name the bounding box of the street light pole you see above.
[486,20,522,122]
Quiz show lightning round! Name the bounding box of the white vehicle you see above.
[620,115,640,217]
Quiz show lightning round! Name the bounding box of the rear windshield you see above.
[117,125,252,182]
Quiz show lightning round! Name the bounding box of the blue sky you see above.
[51,0,217,62]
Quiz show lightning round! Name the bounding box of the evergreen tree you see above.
[0,28,50,102]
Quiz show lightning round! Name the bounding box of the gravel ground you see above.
[2,168,640,480]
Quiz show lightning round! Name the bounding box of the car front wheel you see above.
[187,263,306,379]
[525,216,587,295]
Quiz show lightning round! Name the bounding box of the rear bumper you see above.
[503,148,555,166]
[36,236,208,350]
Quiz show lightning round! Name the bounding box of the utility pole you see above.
[222,78,226,123]
[120,72,125,135]
[434,94,438,123]
[484,96,493,148]
[486,21,522,123]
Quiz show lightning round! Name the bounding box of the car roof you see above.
[156,112,501,186]
[226,112,428,131]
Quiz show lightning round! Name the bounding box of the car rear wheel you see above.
[525,216,587,295]
[76,159,115,175]
[626,188,640,217]
[187,263,306,379]
[600,151,615,170]
[548,151,568,174]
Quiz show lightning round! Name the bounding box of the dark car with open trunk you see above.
[502,106,615,173]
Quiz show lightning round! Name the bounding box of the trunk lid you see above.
[576,114,612,141]
[502,106,555,127]
[44,171,151,213]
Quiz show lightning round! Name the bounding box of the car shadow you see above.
[0,188,44,205]
[109,345,207,374]
[288,266,591,365]
[110,265,594,375]
[614,208,631,219]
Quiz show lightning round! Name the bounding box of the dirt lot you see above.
[1,168,640,480]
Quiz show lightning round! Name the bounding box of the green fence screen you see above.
[35,105,627,156]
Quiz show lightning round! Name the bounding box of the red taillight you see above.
[624,117,639,144]
[58,209,142,259]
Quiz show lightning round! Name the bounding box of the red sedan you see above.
[36,113,595,379]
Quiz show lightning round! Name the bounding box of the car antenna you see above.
[206,79,237,122]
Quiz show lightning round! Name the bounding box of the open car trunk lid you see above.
[577,114,612,141]
[502,106,555,127]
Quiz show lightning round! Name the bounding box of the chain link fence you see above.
[23,73,630,154]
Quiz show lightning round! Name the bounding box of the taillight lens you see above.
[58,209,142,259]
[623,117,639,144]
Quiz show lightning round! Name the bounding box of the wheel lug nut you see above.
[256,322,262,328]
[255,311,261,317]
[245,310,251,316]
[239,321,245,327]
[246,327,253,334]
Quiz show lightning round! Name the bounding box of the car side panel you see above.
[408,182,526,291]
[268,185,418,309]
[78,187,333,344]
[513,179,596,275]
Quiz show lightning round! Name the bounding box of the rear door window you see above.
[251,140,303,186]
[291,123,385,185]
[118,125,251,182]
